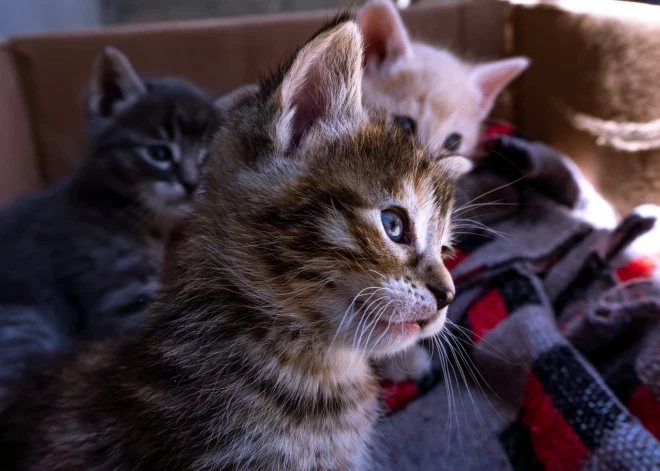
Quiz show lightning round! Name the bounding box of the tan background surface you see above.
[3,0,660,215]
[2,0,507,195]
[514,1,660,214]
[0,42,40,201]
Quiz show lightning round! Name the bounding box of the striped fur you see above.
[1,17,462,470]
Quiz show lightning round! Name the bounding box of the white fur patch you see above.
[438,156,472,180]
[379,344,432,382]
[320,213,359,251]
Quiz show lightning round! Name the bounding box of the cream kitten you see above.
[358,0,529,158]
[357,0,529,382]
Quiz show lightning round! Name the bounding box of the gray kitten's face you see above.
[86,48,220,222]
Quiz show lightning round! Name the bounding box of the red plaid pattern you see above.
[380,122,660,470]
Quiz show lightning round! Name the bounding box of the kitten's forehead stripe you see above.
[158,126,170,142]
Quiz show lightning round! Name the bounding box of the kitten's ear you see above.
[276,21,365,152]
[87,47,147,117]
[215,84,260,118]
[438,156,472,181]
[469,57,530,119]
[357,0,412,71]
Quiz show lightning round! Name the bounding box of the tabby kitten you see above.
[0,47,220,411]
[357,0,528,381]
[357,0,529,157]
[1,17,467,471]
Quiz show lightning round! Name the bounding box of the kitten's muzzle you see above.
[426,284,454,311]
[181,181,197,195]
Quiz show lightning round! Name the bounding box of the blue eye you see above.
[147,145,172,162]
[381,210,406,244]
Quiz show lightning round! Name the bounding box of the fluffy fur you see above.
[358,0,529,157]
[0,47,220,412]
[1,16,465,471]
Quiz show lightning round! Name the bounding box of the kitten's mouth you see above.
[376,319,432,338]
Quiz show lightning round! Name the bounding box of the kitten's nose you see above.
[181,181,197,195]
[176,164,199,196]
[427,284,454,310]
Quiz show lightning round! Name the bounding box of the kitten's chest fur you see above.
[143,326,382,471]
[7,321,383,471]
[199,382,380,471]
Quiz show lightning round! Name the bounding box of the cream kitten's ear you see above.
[87,47,147,117]
[357,0,413,71]
[469,57,530,120]
[276,21,364,152]
[215,84,260,118]
[438,156,473,180]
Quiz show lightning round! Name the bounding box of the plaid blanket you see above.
[378,123,660,471]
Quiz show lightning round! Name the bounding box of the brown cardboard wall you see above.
[7,1,508,186]
[9,12,325,184]
[0,43,41,205]
[513,1,660,214]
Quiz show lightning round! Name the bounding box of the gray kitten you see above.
[0,47,220,411]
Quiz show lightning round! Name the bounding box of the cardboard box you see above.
[1,0,658,214]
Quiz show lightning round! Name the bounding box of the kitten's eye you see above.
[443,133,462,151]
[147,145,173,162]
[393,116,416,135]
[381,210,407,244]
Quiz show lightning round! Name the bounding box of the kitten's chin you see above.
[369,322,422,358]
[153,201,195,222]
[367,306,448,359]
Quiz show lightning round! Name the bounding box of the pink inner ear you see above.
[357,1,411,68]
[470,57,529,119]
[289,65,327,151]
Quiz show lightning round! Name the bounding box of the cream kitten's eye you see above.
[443,133,462,151]
[393,116,416,135]
[381,209,409,244]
